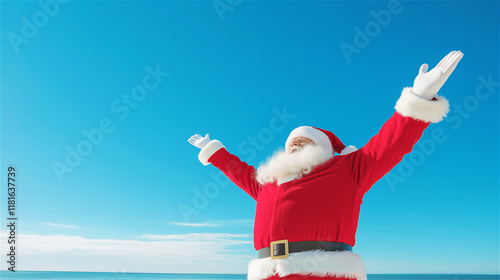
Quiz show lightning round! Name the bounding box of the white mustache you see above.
[255,144,332,185]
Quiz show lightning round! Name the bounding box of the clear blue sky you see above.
[1,0,498,275]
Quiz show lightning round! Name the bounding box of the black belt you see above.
[258,239,353,259]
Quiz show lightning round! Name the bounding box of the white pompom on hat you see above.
[285,126,357,157]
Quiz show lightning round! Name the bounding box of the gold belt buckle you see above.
[270,239,289,259]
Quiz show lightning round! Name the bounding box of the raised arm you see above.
[188,134,261,200]
[345,51,463,194]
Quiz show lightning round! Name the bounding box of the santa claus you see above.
[188,51,463,280]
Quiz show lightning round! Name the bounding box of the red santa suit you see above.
[196,88,450,280]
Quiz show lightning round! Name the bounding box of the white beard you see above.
[255,144,333,185]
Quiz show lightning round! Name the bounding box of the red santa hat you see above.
[285,126,358,156]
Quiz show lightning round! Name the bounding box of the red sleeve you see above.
[208,148,261,200]
[344,111,430,194]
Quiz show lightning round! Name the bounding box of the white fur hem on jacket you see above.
[247,250,367,280]
[394,87,450,123]
[198,140,225,166]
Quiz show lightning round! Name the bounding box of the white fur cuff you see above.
[394,87,450,123]
[198,140,225,166]
[247,250,367,280]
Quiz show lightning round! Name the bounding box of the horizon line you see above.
[1,270,498,275]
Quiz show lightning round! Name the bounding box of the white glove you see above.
[412,50,464,100]
[188,133,211,149]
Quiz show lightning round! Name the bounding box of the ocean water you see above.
[0,271,498,280]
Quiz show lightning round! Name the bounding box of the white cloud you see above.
[0,230,254,273]
[171,219,254,227]
[138,232,251,242]
[208,219,254,226]
[42,223,77,229]
[170,222,219,227]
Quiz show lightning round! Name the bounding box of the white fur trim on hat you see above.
[285,126,333,156]
[394,87,450,123]
[341,145,358,155]
[198,140,225,166]
[247,250,367,280]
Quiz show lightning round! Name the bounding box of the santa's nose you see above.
[290,142,301,150]
[289,141,304,153]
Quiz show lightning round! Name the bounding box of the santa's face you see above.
[255,139,333,185]
[288,136,315,153]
